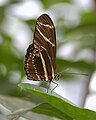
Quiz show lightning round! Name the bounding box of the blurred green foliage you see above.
[0,0,96,119]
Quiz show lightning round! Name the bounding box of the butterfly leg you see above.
[47,82,51,93]
[51,81,58,94]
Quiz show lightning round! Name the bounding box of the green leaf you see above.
[0,34,22,71]
[32,103,72,120]
[64,11,96,48]
[19,83,96,120]
[0,95,52,120]
[0,6,5,24]
[41,0,72,9]
[81,12,96,24]
[9,0,22,4]
[64,21,96,35]
[24,19,36,27]
[56,58,93,72]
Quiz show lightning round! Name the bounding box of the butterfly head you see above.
[54,74,60,81]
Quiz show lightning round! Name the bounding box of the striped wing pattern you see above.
[24,14,56,82]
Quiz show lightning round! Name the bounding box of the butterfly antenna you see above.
[64,72,88,76]
[58,70,88,76]
[57,64,88,76]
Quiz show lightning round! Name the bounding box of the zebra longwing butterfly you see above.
[24,14,59,87]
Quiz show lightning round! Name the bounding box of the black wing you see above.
[24,14,56,82]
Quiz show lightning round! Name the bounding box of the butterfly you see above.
[24,14,59,91]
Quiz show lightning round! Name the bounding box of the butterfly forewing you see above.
[24,14,56,82]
